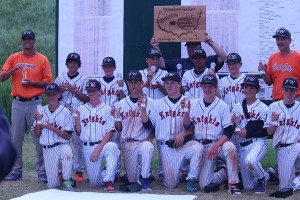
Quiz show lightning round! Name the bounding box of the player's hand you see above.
[137,97,147,109]
[33,110,43,121]
[180,99,191,111]
[174,131,185,148]
[40,121,52,130]
[146,70,154,83]
[117,79,124,88]
[235,128,247,138]
[21,79,32,87]
[70,109,80,119]
[208,144,218,160]
[90,149,100,162]
[208,69,216,75]
[65,82,76,93]
[204,33,214,46]
[258,62,266,73]
[271,112,279,122]
[59,82,68,92]
[150,35,160,49]
[12,63,23,73]
[150,81,160,89]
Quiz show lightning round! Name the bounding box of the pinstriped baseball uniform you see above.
[77,102,120,186]
[150,96,202,188]
[265,100,300,189]
[116,96,155,182]
[96,77,128,107]
[55,73,88,174]
[231,99,268,190]
[219,74,246,110]
[37,105,74,189]
[188,97,239,188]
[182,68,220,99]
[139,68,168,99]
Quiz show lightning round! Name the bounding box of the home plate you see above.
[12,189,197,200]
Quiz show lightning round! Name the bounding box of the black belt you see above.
[13,96,40,102]
[125,138,140,142]
[43,142,61,149]
[83,141,101,146]
[196,139,215,145]
[240,139,254,147]
[277,143,293,148]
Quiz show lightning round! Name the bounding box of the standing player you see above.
[219,53,246,110]
[183,74,241,195]
[74,79,120,192]
[33,83,75,190]
[97,56,128,180]
[55,52,89,182]
[231,75,269,194]
[114,70,155,191]
[148,72,202,192]
[266,77,300,191]
[182,48,220,99]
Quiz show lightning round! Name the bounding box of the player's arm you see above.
[73,113,82,136]
[208,134,229,160]
[150,35,166,69]
[266,109,278,135]
[0,63,22,82]
[90,130,114,162]
[138,97,154,129]
[38,121,72,140]
[205,33,227,65]
[157,82,167,95]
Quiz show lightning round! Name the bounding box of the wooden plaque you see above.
[154,5,206,42]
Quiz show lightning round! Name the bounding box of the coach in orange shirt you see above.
[0,30,52,182]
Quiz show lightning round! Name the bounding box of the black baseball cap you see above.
[272,28,291,38]
[145,48,162,58]
[21,30,35,39]
[44,83,60,94]
[200,74,218,86]
[127,70,142,81]
[225,53,242,63]
[282,77,298,90]
[66,53,81,62]
[192,48,207,58]
[85,79,101,91]
[241,75,260,88]
[161,72,181,82]
[102,57,116,66]
[185,42,201,46]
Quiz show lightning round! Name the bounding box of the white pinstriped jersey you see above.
[38,105,74,145]
[219,74,246,110]
[151,95,185,141]
[139,68,168,99]
[55,73,88,109]
[231,99,268,143]
[116,96,155,141]
[265,100,300,148]
[77,102,115,142]
[189,97,232,140]
[96,77,128,106]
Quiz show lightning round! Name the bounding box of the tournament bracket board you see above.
[154,5,206,42]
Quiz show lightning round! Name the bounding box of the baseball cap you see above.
[85,79,101,91]
[192,48,207,58]
[225,53,242,63]
[145,48,162,58]
[184,42,201,46]
[200,74,218,85]
[21,30,35,39]
[282,77,298,90]
[161,72,181,82]
[102,57,116,66]
[241,75,260,88]
[272,28,291,38]
[127,70,142,81]
[44,83,60,94]
[66,53,81,62]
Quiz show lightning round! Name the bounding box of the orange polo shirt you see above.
[266,50,300,100]
[1,51,52,98]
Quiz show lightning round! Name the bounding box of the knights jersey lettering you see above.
[77,102,115,142]
[189,97,232,140]
[38,105,74,145]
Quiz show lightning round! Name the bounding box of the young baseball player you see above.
[33,83,75,191]
[148,72,202,192]
[55,52,89,182]
[219,53,246,111]
[73,79,120,192]
[97,56,128,181]
[183,74,241,195]
[231,75,269,194]
[182,48,220,99]
[266,77,300,191]
[114,70,155,191]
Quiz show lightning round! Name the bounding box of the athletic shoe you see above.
[38,174,48,183]
[255,178,266,194]
[3,172,22,181]
[186,178,197,192]
[157,173,164,182]
[138,175,152,191]
[267,166,279,183]
[62,180,75,191]
[114,173,121,183]
[228,187,242,196]
[104,181,116,192]
[179,173,188,183]
[75,171,85,182]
